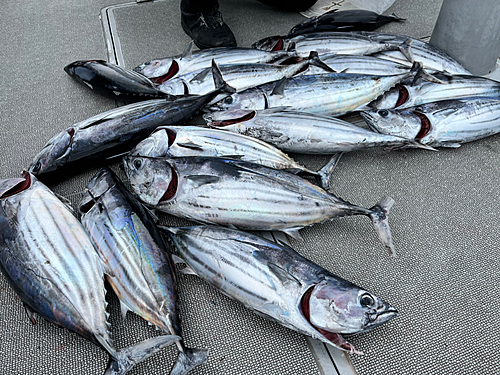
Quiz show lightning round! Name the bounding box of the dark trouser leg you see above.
[255,0,318,12]
[181,0,219,13]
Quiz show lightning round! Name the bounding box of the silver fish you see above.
[79,168,208,375]
[0,172,179,375]
[361,98,500,148]
[251,31,400,57]
[369,74,500,110]
[134,42,295,84]
[203,108,433,153]
[29,61,235,176]
[208,69,418,116]
[122,156,396,255]
[129,125,340,190]
[162,225,398,354]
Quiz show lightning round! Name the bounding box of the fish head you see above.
[368,86,404,110]
[123,155,176,206]
[252,36,287,52]
[157,78,188,96]
[360,109,423,140]
[134,59,180,85]
[303,277,398,335]
[64,60,106,88]
[130,127,176,158]
[208,91,266,112]
[203,109,257,129]
[29,128,74,175]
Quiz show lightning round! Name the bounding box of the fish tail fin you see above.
[407,61,445,86]
[368,196,396,257]
[316,152,343,190]
[170,347,210,375]
[105,335,180,375]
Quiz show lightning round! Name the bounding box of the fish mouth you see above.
[300,285,362,355]
[365,306,398,330]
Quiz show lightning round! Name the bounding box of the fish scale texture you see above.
[2,0,500,374]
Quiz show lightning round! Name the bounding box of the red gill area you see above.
[395,84,409,108]
[151,127,177,146]
[412,111,432,140]
[159,166,178,202]
[150,61,180,85]
[210,111,256,127]
[1,172,32,199]
[271,38,284,52]
[300,285,354,353]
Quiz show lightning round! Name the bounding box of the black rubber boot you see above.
[181,5,237,49]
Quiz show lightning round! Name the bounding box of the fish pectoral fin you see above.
[180,265,199,276]
[282,228,304,241]
[185,175,220,187]
[54,193,74,212]
[120,301,132,320]
[176,141,204,151]
[191,68,211,83]
[266,262,302,287]
[24,303,37,325]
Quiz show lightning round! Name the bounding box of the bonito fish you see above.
[134,43,294,84]
[79,168,208,375]
[129,125,339,190]
[361,98,500,148]
[203,108,433,153]
[0,172,178,375]
[29,61,235,176]
[162,225,398,354]
[123,156,397,256]
[369,74,500,110]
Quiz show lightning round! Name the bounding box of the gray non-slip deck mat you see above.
[1,0,500,374]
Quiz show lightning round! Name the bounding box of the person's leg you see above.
[180,0,237,49]
[255,0,318,12]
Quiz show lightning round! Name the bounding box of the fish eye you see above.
[360,293,375,308]
[379,110,389,118]
[133,159,143,170]
[32,161,41,173]
[223,96,233,105]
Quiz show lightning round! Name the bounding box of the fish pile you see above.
[3,11,500,375]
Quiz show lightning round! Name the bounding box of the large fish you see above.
[251,31,401,57]
[162,225,398,354]
[79,168,208,375]
[64,60,174,101]
[368,74,500,110]
[288,9,405,36]
[0,172,179,375]
[129,125,339,190]
[203,108,434,152]
[207,66,420,116]
[122,156,397,256]
[29,61,235,176]
[134,42,295,84]
[361,98,500,148]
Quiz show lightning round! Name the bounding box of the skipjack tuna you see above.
[0,172,178,375]
[162,225,398,354]
[134,42,295,84]
[64,60,174,101]
[368,73,500,110]
[129,125,340,190]
[361,98,500,148]
[122,156,397,256]
[29,60,236,176]
[287,9,405,36]
[79,168,208,375]
[203,108,434,153]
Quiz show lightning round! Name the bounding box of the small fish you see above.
[361,98,500,148]
[288,9,405,37]
[29,60,236,176]
[123,156,397,255]
[64,59,174,101]
[129,125,339,190]
[204,108,434,153]
[369,74,500,110]
[162,225,398,354]
[79,168,208,375]
[0,172,179,375]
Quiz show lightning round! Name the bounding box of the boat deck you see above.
[1,0,499,374]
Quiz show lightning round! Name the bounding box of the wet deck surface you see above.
[1,0,499,374]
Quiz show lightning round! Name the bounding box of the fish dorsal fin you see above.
[54,192,75,213]
[181,41,194,60]
[266,262,302,287]
[176,142,204,151]
[186,175,220,187]
[120,300,131,320]
[271,77,288,96]
[282,228,303,241]
[399,39,415,64]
